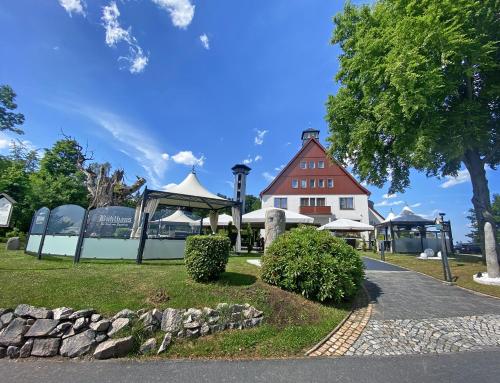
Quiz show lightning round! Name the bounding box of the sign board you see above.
[86,206,136,238]
[0,194,16,228]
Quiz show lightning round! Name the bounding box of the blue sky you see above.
[0,0,497,241]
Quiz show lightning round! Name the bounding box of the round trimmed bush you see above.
[261,226,364,302]
[185,235,230,282]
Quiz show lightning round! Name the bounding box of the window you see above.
[340,197,354,210]
[309,179,315,188]
[301,179,307,188]
[318,179,325,188]
[317,198,326,206]
[300,161,307,169]
[327,179,334,188]
[309,160,315,169]
[309,198,316,207]
[300,198,309,207]
[318,160,325,169]
[274,198,288,209]
[291,179,298,189]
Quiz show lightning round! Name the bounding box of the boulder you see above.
[95,333,108,343]
[157,333,172,354]
[0,318,28,346]
[19,339,33,358]
[60,329,96,357]
[25,319,59,337]
[183,318,200,329]
[264,208,286,250]
[56,322,72,333]
[14,304,52,319]
[90,320,110,332]
[107,318,130,337]
[6,237,20,251]
[0,347,5,359]
[6,345,19,358]
[161,308,183,333]
[0,312,14,327]
[112,309,135,321]
[90,314,102,323]
[52,307,74,320]
[93,336,133,360]
[62,327,76,339]
[69,309,95,320]
[139,338,156,354]
[0,309,11,317]
[31,338,60,357]
[73,317,88,331]
[243,306,263,319]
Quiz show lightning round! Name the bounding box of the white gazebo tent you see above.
[154,209,198,224]
[318,218,374,232]
[242,207,314,228]
[198,213,233,227]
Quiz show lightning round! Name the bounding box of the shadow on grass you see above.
[216,271,257,286]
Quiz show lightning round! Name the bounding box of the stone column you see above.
[264,209,286,251]
[485,222,500,278]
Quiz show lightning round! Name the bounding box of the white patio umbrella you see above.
[242,207,314,224]
[318,218,374,231]
[198,213,233,227]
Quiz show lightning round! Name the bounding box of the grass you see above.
[0,249,350,358]
[362,251,500,299]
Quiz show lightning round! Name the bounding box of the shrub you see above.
[261,226,364,303]
[185,235,230,282]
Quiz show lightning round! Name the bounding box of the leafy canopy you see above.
[0,85,25,134]
[326,0,499,193]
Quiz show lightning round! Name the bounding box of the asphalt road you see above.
[2,350,500,383]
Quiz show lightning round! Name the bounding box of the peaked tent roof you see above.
[198,213,233,226]
[318,218,374,231]
[153,209,197,224]
[146,171,238,210]
[260,138,370,196]
[377,206,434,226]
[242,207,314,224]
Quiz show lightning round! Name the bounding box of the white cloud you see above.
[162,183,177,191]
[171,151,205,166]
[59,0,86,17]
[254,155,262,162]
[375,200,405,207]
[360,181,368,187]
[410,202,422,208]
[0,132,35,152]
[152,0,195,29]
[254,129,268,145]
[383,193,397,199]
[440,169,470,188]
[262,172,275,182]
[161,153,170,160]
[101,2,149,74]
[0,138,9,150]
[199,34,210,50]
[242,158,252,165]
[274,164,285,172]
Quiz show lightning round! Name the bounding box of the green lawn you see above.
[0,249,349,358]
[362,251,500,299]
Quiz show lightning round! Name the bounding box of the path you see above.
[346,257,500,356]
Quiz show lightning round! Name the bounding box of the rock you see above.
[73,317,88,331]
[183,319,200,329]
[0,347,6,358]
[243,306,263,319]
[207,316,220,325]
[14,304,52,319]
[140,311,160,328]
[25,319,59,337]
[229,304,245,314]
[136,308,146,316]
[62,327,75,339]
[0,312,14,326]
[90,320,110,332]
[19,339,33,358]
[0,308,12,317]
[93,336,133,360]
[203,307,217,317]
[112,309,135,321]
[26,318,35,325]
[69,309,95,320]
[485,222,500,279]
[186,329,199,338]
[264,208,286,250]
[31,338,60,357]
[216,303,229,311]
[0,318,28,346]
[107,318,130,337]
[157,333,172,354]
[6,345,19,358]
[56,322,73,333]
[161,308,183,333]
[152,309,163,322]
[90,314,102,323]
[139,338,156,354]
[95,333,107,343]
[209,324,225,334]
[200,323,210,336]
[6,237,20,250]
[60,329,96,357]
[251,317,263,327]
[53,307,74,320]
[185,308,202,318]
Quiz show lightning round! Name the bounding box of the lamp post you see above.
[438,212,453,283]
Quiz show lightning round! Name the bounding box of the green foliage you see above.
[261,226,364,303]
[184,235,230,282]
[467,194,500,243]
[0,85,25,134]
[245,195,261,213]
[326,0,499,193]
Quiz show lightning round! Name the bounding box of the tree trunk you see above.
[463,149,497,262]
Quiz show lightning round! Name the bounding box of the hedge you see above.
[185,235,230,282]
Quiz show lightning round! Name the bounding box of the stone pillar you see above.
[264,209,286,251]
[485,222,500,278]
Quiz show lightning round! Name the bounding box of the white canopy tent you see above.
[198,213,233,227]
[242,207,314,225]
[152,209,198,224]
[318,218,374,232]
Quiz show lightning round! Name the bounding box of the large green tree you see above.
[0,85,25,134]
[326,0,499,257]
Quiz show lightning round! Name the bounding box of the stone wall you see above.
[0,303,263,360]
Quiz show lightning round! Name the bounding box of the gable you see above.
[260,139,370,196]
